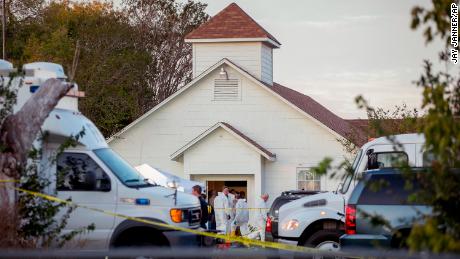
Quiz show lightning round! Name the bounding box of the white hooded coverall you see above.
[254,197,268,241]
[213,192,233,234]
[233,198,250,236]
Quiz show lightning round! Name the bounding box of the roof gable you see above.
[107,58,365,145]
[107,59,231,143]
[185,3,281,47]
[170,122,276,161]
[270,83,366,145]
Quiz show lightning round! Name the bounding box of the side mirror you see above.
[335,182,343,194]
[99,177,111,192]
[84,171,111,191]
[84,171,97,190]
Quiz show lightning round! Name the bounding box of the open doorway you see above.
[191,175,254,207]
[207,180,247,203]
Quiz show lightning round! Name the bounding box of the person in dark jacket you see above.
[192,185,209,229]
[207,190,216,230]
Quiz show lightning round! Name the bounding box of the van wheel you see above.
[113,235,170,259]
[301,230,341,259]
[115,238,163,248]
[112,228,169,248]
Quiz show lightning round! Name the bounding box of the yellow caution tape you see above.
[13,187,314,253]
[0,179,19,183]
[214,208,268,210]
[0,180,344,255]
[0,180,265,210]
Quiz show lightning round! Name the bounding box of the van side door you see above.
[56,150,117,249]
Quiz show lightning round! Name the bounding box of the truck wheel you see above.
[301,230,341,259]
[391,230,410,249]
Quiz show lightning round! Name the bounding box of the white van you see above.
[276,134,426,251]
[7,61,202,249]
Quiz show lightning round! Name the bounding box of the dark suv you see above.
[340,168,430,249]
[265,190,321,241]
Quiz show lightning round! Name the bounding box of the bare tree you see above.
[124,0,209,111]
[7,0,44,21]
[340,98,420,153]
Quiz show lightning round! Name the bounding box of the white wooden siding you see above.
[110,66,347,200]
[193,42,274,86]
[182,127,264,206]
[193,42,262,80]
[183,127,261,175]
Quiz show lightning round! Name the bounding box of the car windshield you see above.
[94,148,150,188]
[340,149,363,194]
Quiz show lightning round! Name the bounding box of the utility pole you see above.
[2,0,5,60]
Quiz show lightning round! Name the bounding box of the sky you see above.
[178,0,444,119]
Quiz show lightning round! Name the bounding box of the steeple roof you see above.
[185,3,281,47]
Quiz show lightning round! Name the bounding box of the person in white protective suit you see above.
[251,193,269,241]
[213,186,233,234]
[233,191,250,236]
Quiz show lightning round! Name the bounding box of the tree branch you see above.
[0,78,72,178]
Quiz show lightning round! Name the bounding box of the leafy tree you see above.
[8,1,152,136]
[405,0,460,252]
[8,0,208,137]
[4,0,45,62]
[316,0,460,253]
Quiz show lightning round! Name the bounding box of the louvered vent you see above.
[214,79,240,101]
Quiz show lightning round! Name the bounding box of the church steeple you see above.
[185,3,280,85]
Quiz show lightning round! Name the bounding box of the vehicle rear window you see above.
[374,152,408,169]
[358,173,422,205]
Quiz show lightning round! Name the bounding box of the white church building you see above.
[108,3,364,207]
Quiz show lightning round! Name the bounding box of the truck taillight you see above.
[345,204,356,235]
[266,217,272,233]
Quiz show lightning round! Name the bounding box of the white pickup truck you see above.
[275,134,426,252]
[6,60,202,249]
